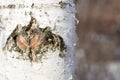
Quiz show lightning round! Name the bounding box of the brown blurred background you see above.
[75,0,120,80]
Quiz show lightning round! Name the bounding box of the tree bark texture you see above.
[0,0,77,80]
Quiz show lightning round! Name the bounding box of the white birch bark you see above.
[0,0,77,80]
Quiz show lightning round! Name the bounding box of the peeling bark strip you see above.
[0,0,77,80]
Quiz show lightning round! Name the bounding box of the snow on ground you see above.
[107,62,120,80]
[0,0,77,80]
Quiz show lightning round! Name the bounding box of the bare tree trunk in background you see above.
[76,0,89,21]
[0,0,77,80]
[76,0,120,80]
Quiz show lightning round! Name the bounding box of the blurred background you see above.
[75,0,120,80]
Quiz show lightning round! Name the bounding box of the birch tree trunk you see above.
[0,0,77,80]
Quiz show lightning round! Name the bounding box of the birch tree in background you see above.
[0,0,77,80]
